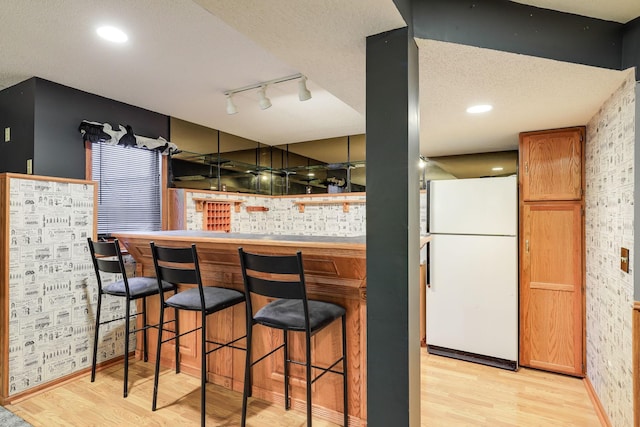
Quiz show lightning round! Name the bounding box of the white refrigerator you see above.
[427,175,518,370]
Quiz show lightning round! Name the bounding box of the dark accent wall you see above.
[622,17,640,80]
[412,0,623,70]
[0,79,36,173]
[392,0,412,24]
[366,26,420,426]
[32,78,169,179]
[0,77,169,179]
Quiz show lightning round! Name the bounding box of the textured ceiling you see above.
[419,39,630,157]
[0,0,637,166]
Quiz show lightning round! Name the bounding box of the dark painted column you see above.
[366,26,420,426]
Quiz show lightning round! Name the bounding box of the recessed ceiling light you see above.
[96,26,128,43]
[492,166,504,171]
[466,104,493,114]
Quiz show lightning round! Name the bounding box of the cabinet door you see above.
[520,203,583,376]
[520,128,583,201]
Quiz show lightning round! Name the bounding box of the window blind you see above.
[92,142,161,234]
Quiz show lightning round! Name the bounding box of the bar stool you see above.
[150,242,246,427]
[87,237,177,398]
[238,248,348,427]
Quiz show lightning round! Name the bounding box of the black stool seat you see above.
[103,276,174,298]
[166,286,244,312]
[255,300,345,332]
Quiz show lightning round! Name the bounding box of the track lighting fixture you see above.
[257,85,272,110]
[224,73,311,114]
[298,76,311,101]
[226,94,238,115]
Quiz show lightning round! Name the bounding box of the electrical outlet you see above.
[4,127,9,142]
[26,159,32,175]
[621,247,629,273]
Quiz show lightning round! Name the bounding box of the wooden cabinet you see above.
[520,128,583,201]
[519,128,585,377]
[520,203,583,375]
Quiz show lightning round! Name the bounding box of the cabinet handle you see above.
[525,239,529,253]
[525,162,528,174]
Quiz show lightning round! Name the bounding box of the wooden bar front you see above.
[114,231,367,426]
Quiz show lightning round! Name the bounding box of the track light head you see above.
[226,94,238,115]
[298,76,311,101]
[257,85,272,110]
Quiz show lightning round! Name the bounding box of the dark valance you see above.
[79,120,178,154]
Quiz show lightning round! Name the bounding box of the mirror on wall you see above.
[168,118,516,194]
[169,118,366,195]
[425,151,518,180]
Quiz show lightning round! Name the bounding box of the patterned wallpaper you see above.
[183,192,368,236]
[180,190,428,237]
[585,71,635,426]
[6,176,131,396]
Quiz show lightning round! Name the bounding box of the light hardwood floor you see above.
[6,349,600,426]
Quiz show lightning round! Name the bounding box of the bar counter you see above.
[113,230,367,426]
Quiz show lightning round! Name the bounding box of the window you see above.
[92,142,161,234]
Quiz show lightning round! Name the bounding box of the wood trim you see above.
[634,303,640,427]
[192,197,243,212]
[0,173,96,186]
[0,356,126,405]
[293,199,366,213]
[84,140,92,180]
[115,232,366,252]
[245,206,269,212]
[420,263,426,347]
[529,281,575,291]
[584,375,612,427]
[274,192,367,200]
[167,188,185,230]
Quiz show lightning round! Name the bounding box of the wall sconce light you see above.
[224,73,311,114]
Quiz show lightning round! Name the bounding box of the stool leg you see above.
[174,297,180,374]
[201,312,207,427]
[142,297,148,362]
[152,305,165,411]
[91,293,102,383]
[342,315,348,427]
[123,298,131,398]
[284,330,289,410]
[305,331,312,427]
[241,323,252,427]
